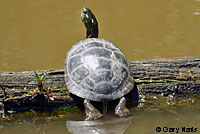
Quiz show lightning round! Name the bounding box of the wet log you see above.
[130,57,200,96]
[0,57,200,112]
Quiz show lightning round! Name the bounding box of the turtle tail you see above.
[103,101,108,115]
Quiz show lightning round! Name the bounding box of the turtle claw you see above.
[115,97,130,117]
[84,99,103,120]
[115,107,130,117]
[85,112,103,121]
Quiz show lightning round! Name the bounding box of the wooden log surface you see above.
[130,57,200,95]
[1,56,200,95]
[0,57,200,112]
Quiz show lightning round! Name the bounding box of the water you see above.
[0,105,199,134]
[0,96,200,134]
[0,0,200,72]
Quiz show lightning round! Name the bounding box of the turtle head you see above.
[81,7,98,38]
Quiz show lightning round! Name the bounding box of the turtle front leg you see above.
[83,99,103,120]
[115,97,130,117]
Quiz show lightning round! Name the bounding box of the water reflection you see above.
[66,115,133,134]
[32,118,51,134]
[0,115,133,134]
[0,103,199,134]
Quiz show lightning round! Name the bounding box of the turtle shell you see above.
[65,38,134,101]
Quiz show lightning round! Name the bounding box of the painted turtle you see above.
[64,7,134,120]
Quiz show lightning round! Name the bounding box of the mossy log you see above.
[0,57,200,112]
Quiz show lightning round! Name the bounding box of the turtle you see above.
[64,7,134,120]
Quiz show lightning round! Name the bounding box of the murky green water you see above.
[0,96,200,134]
[0,0,200,72]
[0,105,199,134]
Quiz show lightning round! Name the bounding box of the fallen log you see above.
[130,57,200,96]
[0,57,200,112]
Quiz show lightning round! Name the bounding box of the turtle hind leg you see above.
[115,97,130,117]
[83,99,103,120]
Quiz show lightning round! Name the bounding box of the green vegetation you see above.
[52,106,79,114]
[33,71,52,96]
[0,105,80,121]
[191,77,200,82]
[135,79,178,84]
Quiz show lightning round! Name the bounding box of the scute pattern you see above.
[97,59,112,69]
[114,52,129,67]
[112,77,124,89]
[69,56,83,73]
[65,38,134,101]
[91,70,113,83]
[84,78,95,88]
[85,42,103,48]
[70,45,85,56]
[94,83,114,95]
[83,48,112,59]
[72,66,89,83]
